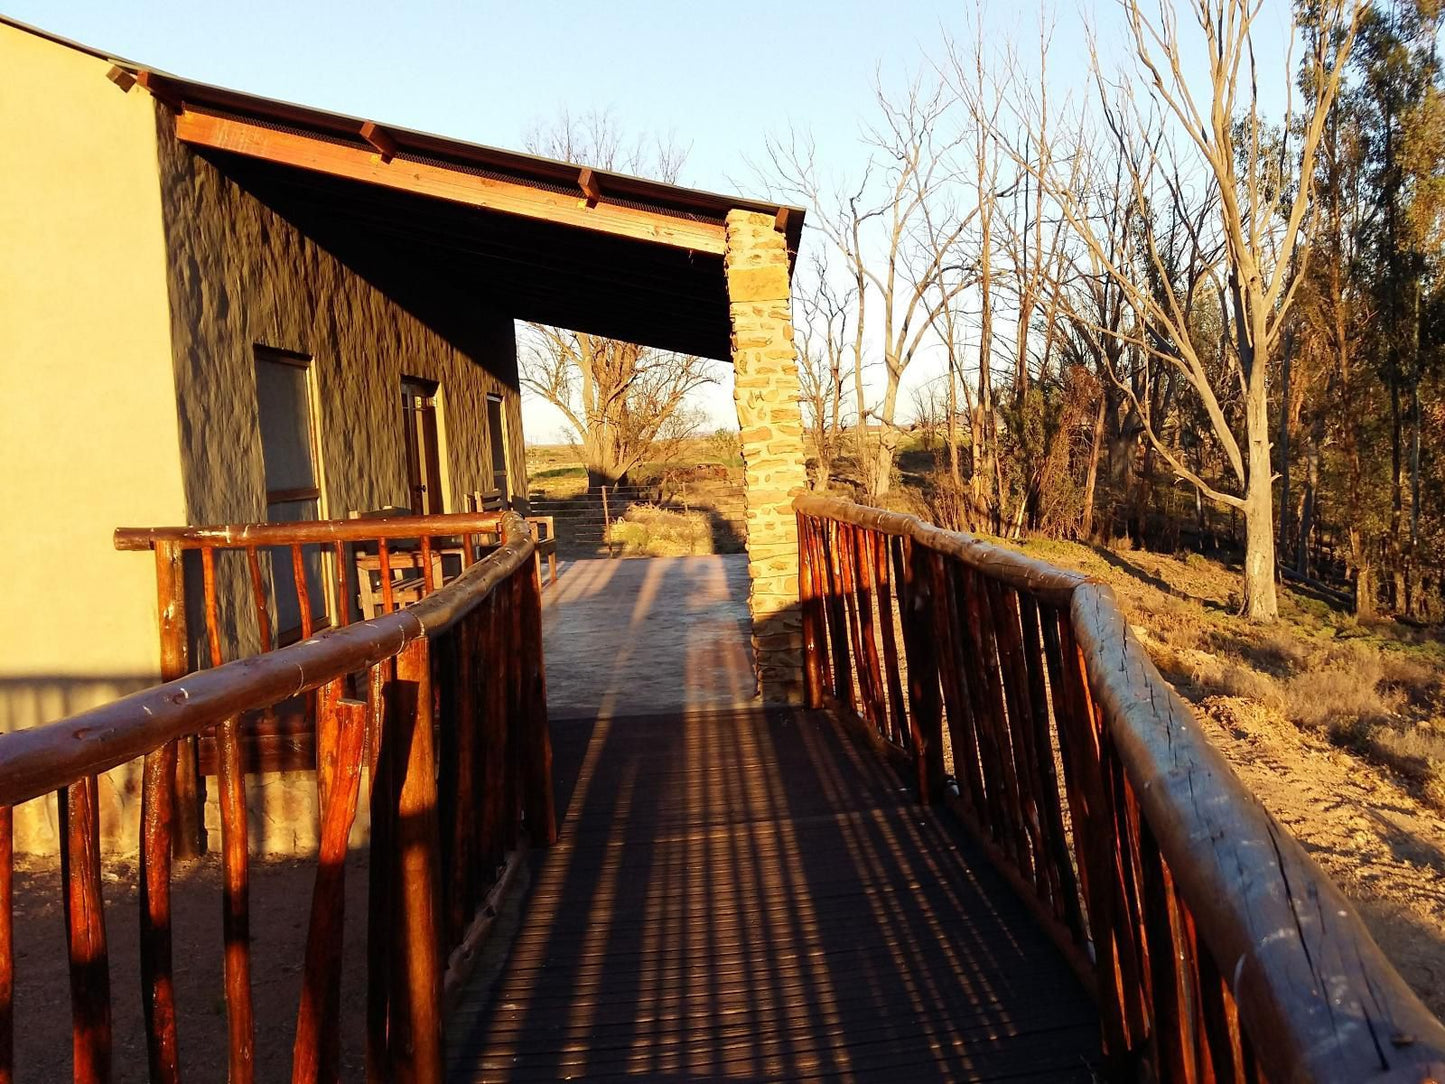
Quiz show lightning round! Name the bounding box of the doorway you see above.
[402,377,444,514]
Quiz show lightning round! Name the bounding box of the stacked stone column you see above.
[724,210,809,704]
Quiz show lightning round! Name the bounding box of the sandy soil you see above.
[10,850,370,1082]
[1194,694,1445,1018]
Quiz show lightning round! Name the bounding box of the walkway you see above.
[541,556,758,717]
[447,557,1100,1081]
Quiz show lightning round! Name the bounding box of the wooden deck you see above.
[446,706,1100,1081]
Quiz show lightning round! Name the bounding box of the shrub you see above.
[606,504,714,557]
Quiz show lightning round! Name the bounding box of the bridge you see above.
[1,501,1443,1082]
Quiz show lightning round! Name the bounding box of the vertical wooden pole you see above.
[201,546,256,1083]
[154,540,202,857]
[365,662,393,1084]
[139,741,180,1084]
[1016,594,1085,943]
[822,522,852,706]
[293,692,366,1084]
[850,526,889,740]
[378,539,396,614]
[872,532,909,748]
[60,776,111,1084]
[601,486,612,557]
[333,541,350,627]
[443,623,475,945]
[930,555,989,825]
[293,544,314,638]
[796,514,824,711]
[896,539,945,804]
[392,637,443,1084]
[520,563,556,846]
[215,712,254,1084]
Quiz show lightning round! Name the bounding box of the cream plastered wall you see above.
[155,114,524,667]
[0,26,187,849]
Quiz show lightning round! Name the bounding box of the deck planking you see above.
[447,706,1100,1082]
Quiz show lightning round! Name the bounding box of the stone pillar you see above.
[725,210,809,704]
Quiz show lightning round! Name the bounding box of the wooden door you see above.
[402,379,444,515]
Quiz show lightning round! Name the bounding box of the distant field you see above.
[523,438,745,558]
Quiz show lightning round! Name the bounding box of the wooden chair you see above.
[527,516,558,587]
[348,507,444,619]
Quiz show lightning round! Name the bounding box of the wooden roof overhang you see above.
[93,54,805,360]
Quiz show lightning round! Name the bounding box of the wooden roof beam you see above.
[136,70,183,112]
[173,110,726,255]
[578,167,601,208]
[359,121,398,163]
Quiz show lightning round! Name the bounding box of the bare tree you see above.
[943,11,1013,526]
[520,112,711,488]
[522,330,714,487]
[795,251,854,490]
[909,378,950,452]
[764,72,975,498]
[1023,0,1362,620]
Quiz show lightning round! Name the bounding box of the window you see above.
[402,378,444,514]
[487,394,509,501]
[255,348,326,636]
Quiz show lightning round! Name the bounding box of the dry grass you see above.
[1003,532,1445,810]
[606,504,716,557]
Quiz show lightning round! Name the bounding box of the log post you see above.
[391,637,443,1084]
[154,540,203,857]
[520,564,556,847]
[796,514,825,711]
[896,539,945,804]
[60,776,111,1084]
[139,742,180,1083]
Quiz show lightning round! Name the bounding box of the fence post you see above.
[520,563,557,845]
[897,538,946,804]
[154,540,204,858]
[796,513,825,710]
[600,485,612,557]
[391,637,443,1084]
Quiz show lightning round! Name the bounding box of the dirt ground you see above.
[11,849,370,1082]
[1003,534,1445,1019]
[1194,695,1445,1017]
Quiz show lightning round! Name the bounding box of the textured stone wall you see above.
[725,211,808,704]
[154,115,527,852]
[155,115,524,664]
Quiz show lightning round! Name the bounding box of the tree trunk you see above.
[1277,330,1293,556]
[1080,393,1106,540]
[946,363,961,486]
[1352,528,1377,619]
[1297,413,1321,576]
[1241,425,1279,621]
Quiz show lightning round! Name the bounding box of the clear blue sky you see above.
[8,0,962,192]
[8,1,1298,442]
[12,0,982,439]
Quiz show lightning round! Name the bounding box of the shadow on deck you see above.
[447,708,1098,1081]
[446,556,1100,1081]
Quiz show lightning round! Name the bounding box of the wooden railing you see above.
[795,493,1445,1084]
[0,511,553,1083]
[114,510,517,855]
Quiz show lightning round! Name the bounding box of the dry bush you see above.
[606,504,714,557]
[1241,629,1311,676]
[1379,653,1445,712]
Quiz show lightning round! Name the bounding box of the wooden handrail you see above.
[0,518,533,809]
[794,494,1445,1084]
[0,511,555,1082]
[117,508,522,853]
[113,510,507,550]
[792,493,1085,603]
